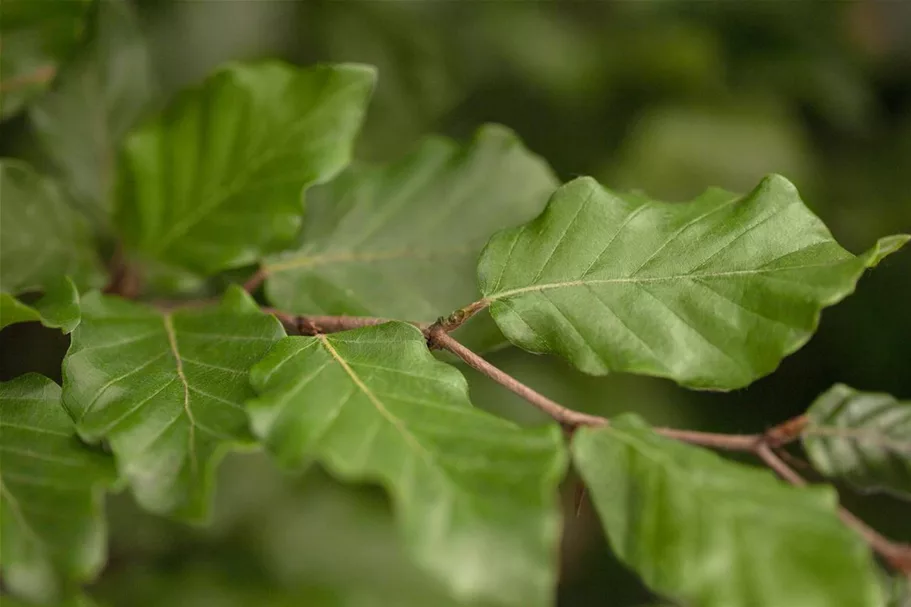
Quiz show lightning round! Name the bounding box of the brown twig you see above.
[0,64,56,94]
[764,414,809,447]
[434,299,490,332]
[428,325,607,429]
[242,267,267,293]
[757,443,911,574]
[261,308,424,336]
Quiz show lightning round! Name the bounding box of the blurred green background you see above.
[1,1,910,605]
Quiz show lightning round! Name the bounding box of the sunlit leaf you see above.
[62,286,284,520]
[115,61,376,275]
[248,322,566,607]
[0,0,90,118]
[0,374,116,604]
[0,276,80,333]
[573,415,883,607]
[803,384,911,500]
[479,175,909,389]
[262,124,557,350]
[31,0,155,232]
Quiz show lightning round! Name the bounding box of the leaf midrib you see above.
[163,313,198,474]
[487,260,852,301]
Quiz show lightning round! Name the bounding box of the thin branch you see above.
[427,326,607,429]
[243,267,267,293]
[764,414,809,447]
[434,299,490,332]
[261,308,424,336]
[653,427,759,451]
[757,443,911,574]
[0,64,56,94]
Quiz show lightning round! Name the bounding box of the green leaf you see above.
[114,61,376,275]
[883,573,911,607]
[61,286,284,520]
[572,416,883,607]
[0,374,116,604]
[262,125,557,349]
[0,276,80,333]
[0,159,105,293]
[30,0,155,232]
[478,175,909,390]
[803,384,911,500]
[248,322,567,607]
[0,0,91,118]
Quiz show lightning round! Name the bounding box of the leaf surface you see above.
[0,0,90,117]
[115,61,376,275]
[0,374,115,603]
[248,322,566,607]
[803,384,911,500]
[62,286,284,519]
[0,276,81,333]
[263,125,557,349]
[0,160,103,332]
[31,0,155,231]
[479,175,909,389]
[573,416,883,607]
[0,159,104,293]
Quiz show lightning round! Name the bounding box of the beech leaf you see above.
[0,160,104,332]
[248,322,567,607]
[573,416,883,607]
[0,0,90,118]
[262,125,557,349]
[61,286,284,520]
[0,276,81,333]
[0,160,104,293]
[31,0,155,231]
[803,384,911,500]
[0,374,115,603]
[478,175,909,389]
[114,60,376,275]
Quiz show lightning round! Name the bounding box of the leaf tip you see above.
[862,234,910,268]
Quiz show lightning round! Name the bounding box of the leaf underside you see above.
[263,124,557,350]
[803,384,911,500]
[0,374,115,603]
[479,174,908,389]
[573,416,883,607]
[114,60,376,275]
[248,322,567,607]
[62,286,284,520]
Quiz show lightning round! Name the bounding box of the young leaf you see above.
[572,416,883,607]
[62,286,284,520]
[0,374,116,603]
[803,384,911,500]
[0,160,105,292]
[31,0,155,232]
[0,0,90,118]
[262,125,557,349]
[0,276,80,333]
[114,61,376,275]
[248,322,567,607]
[478,175,909,390]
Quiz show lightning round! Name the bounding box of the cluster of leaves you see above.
[1,3,910,607]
